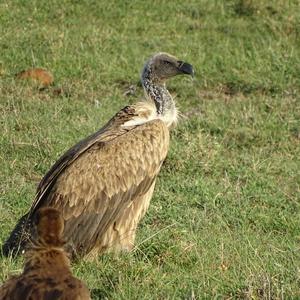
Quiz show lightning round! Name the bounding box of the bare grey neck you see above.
[141,65,174,115]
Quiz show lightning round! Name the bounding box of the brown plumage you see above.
[0,207,91,300]
[3,53,194,259]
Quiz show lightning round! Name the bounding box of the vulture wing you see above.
[28,105,169,256]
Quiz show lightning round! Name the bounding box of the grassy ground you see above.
[0,0,299,298]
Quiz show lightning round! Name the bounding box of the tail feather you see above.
[1,213,33,257]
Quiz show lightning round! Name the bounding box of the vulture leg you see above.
[84,181,156,260]
[114,180,156,251]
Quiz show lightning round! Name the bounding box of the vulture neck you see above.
[141,66,176,118]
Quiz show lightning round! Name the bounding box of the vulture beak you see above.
[177,61,194,77]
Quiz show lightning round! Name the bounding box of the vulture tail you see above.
[1,213,33,257]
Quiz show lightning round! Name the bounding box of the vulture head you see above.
[142,52,194,83]
[141,52,194,117]
[34,207,65,247]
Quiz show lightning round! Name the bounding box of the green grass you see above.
[0,0,300,298]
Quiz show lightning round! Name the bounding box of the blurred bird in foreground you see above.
[0,207,91,300]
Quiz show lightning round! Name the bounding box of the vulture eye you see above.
[163,60,172,66]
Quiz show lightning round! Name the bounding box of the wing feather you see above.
[29,107,169,255]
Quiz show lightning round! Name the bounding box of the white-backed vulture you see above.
[2,53,194,259]
[0,207,91,300]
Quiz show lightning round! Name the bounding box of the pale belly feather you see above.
[86,180,156,259]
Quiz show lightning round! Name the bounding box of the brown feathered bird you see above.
[0,207,91,300]
[2,52,194,259]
